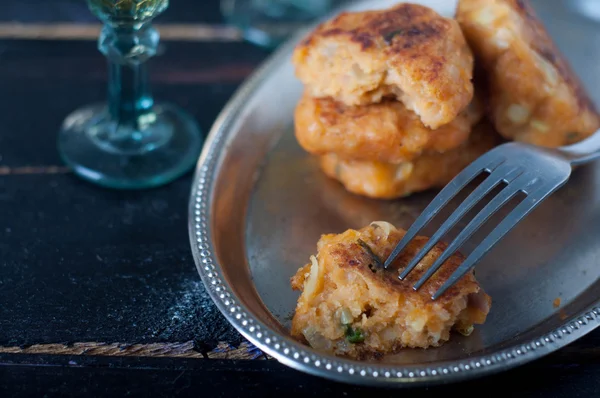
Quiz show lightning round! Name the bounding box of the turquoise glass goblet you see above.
[58,0,204,189]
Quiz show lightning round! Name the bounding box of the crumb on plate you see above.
[553,297,561,308]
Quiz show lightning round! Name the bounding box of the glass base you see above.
[221,0,340,48]
[58,102,204,189]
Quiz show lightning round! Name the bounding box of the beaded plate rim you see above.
[187,0,600,387]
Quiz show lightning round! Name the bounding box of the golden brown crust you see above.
[293,3,475,129]
[294,90,483,164]
[456,0,600,147]
[290,223,491,359]
[319,120,502,199]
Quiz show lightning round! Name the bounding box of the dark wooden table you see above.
[1,1,600,396]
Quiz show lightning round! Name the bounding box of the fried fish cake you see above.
[319,121,501,199]
[290,222,491,359]
[294,90,483,164]
[292,3,475,129]
[456,0,600,147]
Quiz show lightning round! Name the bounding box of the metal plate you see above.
[189,0,600,387]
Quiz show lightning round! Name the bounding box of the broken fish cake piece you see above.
[290,222,491,359]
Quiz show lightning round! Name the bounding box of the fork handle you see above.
[557,130,600,166]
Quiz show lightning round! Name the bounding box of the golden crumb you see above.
[553,297,561,308]
[559,309,568,321]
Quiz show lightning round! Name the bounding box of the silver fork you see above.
[383,131,600,300]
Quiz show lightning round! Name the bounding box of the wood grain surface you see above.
[0,342,265,360]
[0,39,266,350]
[0,23,242,41]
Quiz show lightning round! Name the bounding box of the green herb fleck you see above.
[566,132,580,144]
[357,239,383,270]
[383,29,404,44]
[283,313,295,322]
[334,162,342,179]
[345,325,365,344]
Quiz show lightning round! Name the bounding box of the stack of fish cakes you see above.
[292,3,500,199]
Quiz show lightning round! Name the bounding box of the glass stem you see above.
[100,23,160,133]
[108,49,154,127]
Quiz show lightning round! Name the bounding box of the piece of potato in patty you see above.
[319,120,501,199]
[293,3,475,129]
[294,90,483,164]
[456,0,600,147]
[290,222,491,359]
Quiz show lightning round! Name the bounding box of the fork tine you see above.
[383,154,507,269]
[398,164,524,280]
[432,182,558,300]
[412,175,542,292]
